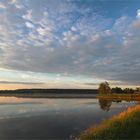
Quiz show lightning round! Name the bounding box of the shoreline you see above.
[80,105,140,139]
[97,93,140,101]
[0,93,97,98]
[0,93,140,99]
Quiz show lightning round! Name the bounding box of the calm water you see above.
[0,97,137,139]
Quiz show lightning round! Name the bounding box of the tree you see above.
[98,82,111,94]
[123,88,134,94]
[111,87,123,94]
[135,87,140,93]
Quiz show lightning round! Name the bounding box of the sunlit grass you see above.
[80,105,140,139]
[97,93,140,101]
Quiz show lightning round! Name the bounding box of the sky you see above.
[0,0,140,89]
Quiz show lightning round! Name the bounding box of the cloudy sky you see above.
[0,0,140,89]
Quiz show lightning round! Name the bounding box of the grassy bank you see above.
[80,105,140,139]
[96,93,140,101]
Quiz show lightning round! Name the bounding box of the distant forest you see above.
[0,87,139,95]
[0,89,98,94]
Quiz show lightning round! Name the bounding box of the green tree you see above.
[98,82,111,94]
[135,87,140,93]
[123,88,134,94]
[111,87,123,94]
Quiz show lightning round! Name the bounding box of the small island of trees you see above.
[98,81,139,95]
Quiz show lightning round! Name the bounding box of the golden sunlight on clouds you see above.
[0,84,36,90]
[0,82,97,90]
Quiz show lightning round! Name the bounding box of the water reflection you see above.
[0,97,137,139]
[98,99,124,111]
[98,99,112,112]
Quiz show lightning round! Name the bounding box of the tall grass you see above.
[80,105,140,139]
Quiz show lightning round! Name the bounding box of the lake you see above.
[0,96,137,139]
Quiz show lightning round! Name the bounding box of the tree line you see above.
[0,89,98,94]
[98,82,140,94]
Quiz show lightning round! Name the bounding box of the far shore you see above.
[0,89,97,98]
[0,93,97,98]
[0,89,139,99]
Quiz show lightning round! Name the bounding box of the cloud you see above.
[10,0,17,4]
[0,81,45,85]
[0,0,140,86]
[83,83,100,86]
[137,9,140,18]
[0,2,6,9]
[22,10,33,21]
[25,22,34,28]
